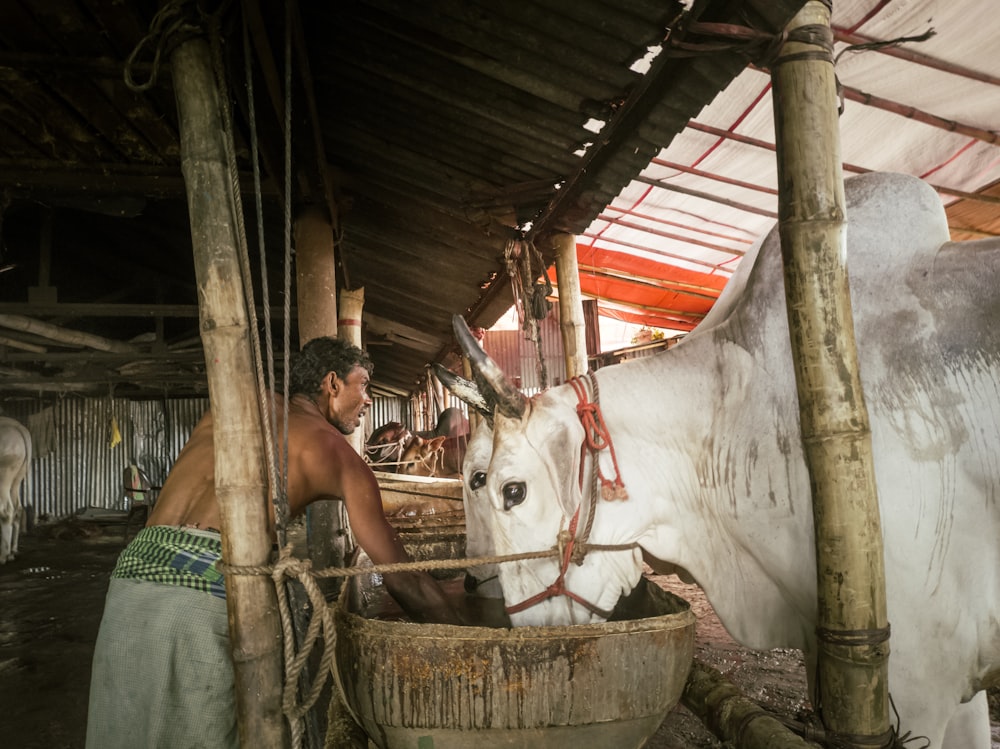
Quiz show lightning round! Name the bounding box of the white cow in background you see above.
[0,416,31,563]
[446,173,1000,749]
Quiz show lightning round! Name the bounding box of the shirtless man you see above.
[86,337,466,749]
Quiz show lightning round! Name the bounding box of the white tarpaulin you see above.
[576,0,1000,333]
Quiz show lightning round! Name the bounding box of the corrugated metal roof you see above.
[0,0,805,398]
[0,1,995,402]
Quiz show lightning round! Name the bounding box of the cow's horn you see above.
[452,314,527,419]
[432,364,491,418]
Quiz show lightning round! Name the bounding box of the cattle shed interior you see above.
[0,0,995,519]
[1,2,999,748]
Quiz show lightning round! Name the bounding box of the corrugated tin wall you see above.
[2,393,417,520]
[364,397,411,441]
[0,313,573,520]
[2,397,208,520]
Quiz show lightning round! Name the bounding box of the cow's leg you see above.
[8,475,23,560]
[941,691,990,749]
[0,493,12,564]
[9,499,21,560]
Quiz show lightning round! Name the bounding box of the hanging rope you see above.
[123,0,200,93]
[204,8,291,540]
[242,6,285,523]
[280,0,294,517]
[503,239,527,328]
[504,239,551,390]
[269,550,339,739]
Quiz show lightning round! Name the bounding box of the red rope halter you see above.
[504,505,616,618]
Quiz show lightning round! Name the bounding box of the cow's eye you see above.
[470,471,487,490]
[502,481,526,511]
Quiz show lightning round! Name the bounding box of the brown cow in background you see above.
[366,407,469,478]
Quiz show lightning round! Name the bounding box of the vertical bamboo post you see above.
[337,286,365,454]
[770,2,891,745]
[292,205,344,747]
[336,287,365,552]
[294,207,350,583]
[294,205,339,343]
[551,232,589,379]
[425,370,435,431]
[170,35,285,748]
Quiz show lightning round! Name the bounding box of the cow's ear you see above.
[544,420,585,521]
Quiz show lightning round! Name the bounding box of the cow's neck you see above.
[592,326,818,651]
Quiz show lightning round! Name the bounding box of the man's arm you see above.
[323,441,468,625]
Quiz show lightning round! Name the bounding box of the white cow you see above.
[0,416,31,563]
[458,422,503,599]
[448,173,1000,748]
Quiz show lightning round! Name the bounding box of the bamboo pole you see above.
[0,313,138,353]
[338,286,365,455]
[170,35,286,748]
[550,232,588,379]
[682,661,821,748]
[293,204,344,748]
[293,207,349,581]
[770,2,890,746]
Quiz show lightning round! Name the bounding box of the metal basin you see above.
[330,575,695,749]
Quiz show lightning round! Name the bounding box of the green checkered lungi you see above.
[86,526,238,749]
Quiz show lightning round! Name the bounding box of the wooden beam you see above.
[364,312,445,350]
[0,160,279,198]
[0,302,292,318]
[576,264,721,302]
[595,211,749,257]
[0,334,46,353]
[579,231,737,274]
[0,313,139,353]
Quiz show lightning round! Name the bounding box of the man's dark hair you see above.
[288,337,374,399]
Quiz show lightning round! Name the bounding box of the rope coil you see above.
[123,0,205,92]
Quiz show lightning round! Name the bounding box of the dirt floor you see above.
[1,526,997,748]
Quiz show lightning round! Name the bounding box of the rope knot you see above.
[569,374,628,501]
[556,528,574,550]
[271,545,312,585]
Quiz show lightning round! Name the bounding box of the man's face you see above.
[328,364,372,435]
